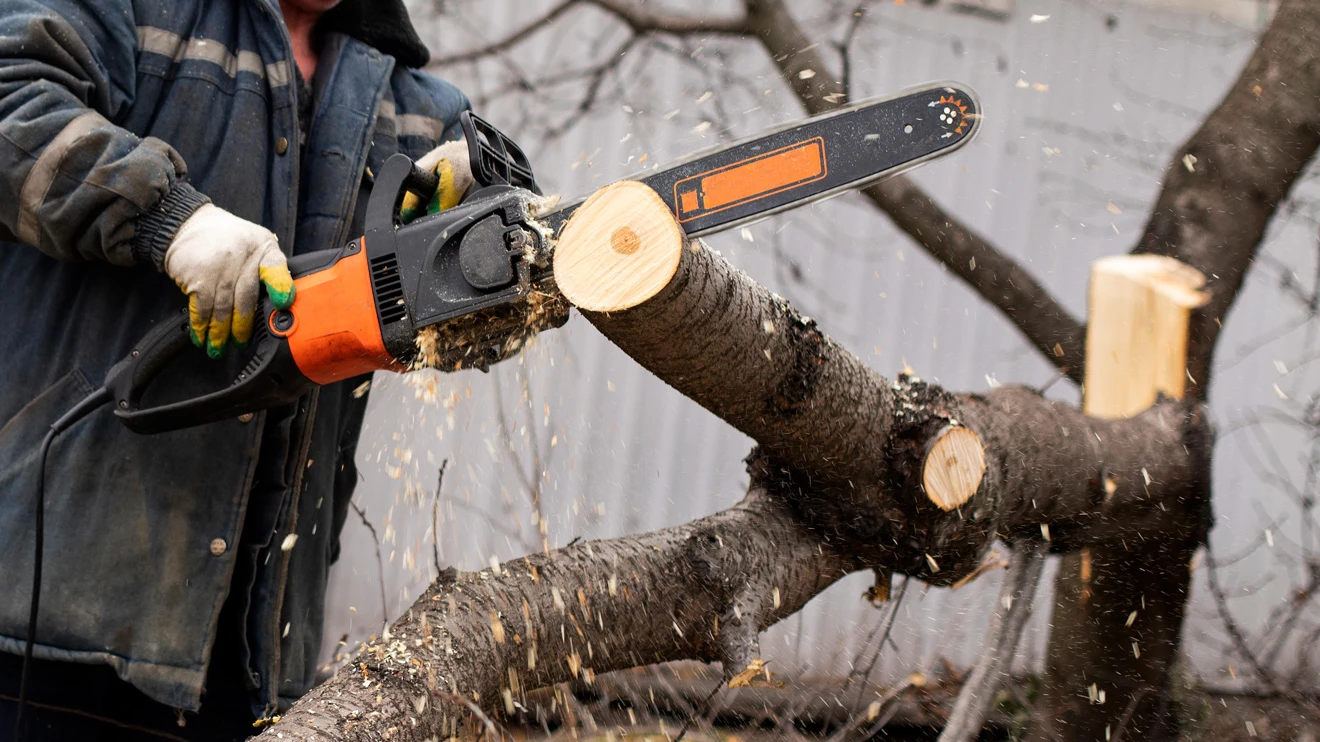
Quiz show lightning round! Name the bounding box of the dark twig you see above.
[350,500,389,634]
[1106,687,1152,742]
[673,677,727,741]
[433,459,448,578]
[835,0,871,103]
[585,0,748,35]
[846,578,910,699]
[1204,545,1319,713]
[429,0,582,67]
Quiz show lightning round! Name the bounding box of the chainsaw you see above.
[104,81,982,434]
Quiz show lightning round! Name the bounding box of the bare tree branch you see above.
[741,0,1087,382]
[584,0,749,35]
[938,540,1047,742]
[1133,0,1320,393]
[429,0,747,71]
[429,1,583,67]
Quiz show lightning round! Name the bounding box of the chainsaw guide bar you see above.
[539,82,981,238]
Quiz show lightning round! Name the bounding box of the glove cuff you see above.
[132,182,212,269]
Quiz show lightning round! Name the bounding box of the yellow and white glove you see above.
[399,139,474,223]
[162,204,295,359]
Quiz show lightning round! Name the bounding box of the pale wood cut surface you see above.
[1083,254,1208,419]
[553,180,684,312]
[923,426,986,511]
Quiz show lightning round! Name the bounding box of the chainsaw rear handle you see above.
[105,158,442,434]
[104,250,337,433]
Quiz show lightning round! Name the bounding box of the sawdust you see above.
[411,286,569,372]
[411,202,568,372]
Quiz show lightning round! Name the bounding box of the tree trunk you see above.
[1034,543,1198,742]
[1032,2,1320,737]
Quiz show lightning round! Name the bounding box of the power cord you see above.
[14,386,111,742]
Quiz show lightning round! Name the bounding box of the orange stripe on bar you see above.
[675,137,826,222]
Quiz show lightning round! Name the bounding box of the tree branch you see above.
[260,486,853,741]
[741,0,1086,382]
[1132,0,1320,392]
[585,0,749,35]
[429,0,748,70]
[428,1,583,67]
[938,540,1047,742]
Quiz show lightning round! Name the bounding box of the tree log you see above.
[562,180,1211,581]
[258,483,851,741]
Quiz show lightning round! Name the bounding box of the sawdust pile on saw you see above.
[412,198,568,372]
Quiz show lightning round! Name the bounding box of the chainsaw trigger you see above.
[459,214,517,290]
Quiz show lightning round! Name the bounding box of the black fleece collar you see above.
[321,0,431,69]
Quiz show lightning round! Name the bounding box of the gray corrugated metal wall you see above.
[323,0,1320,691]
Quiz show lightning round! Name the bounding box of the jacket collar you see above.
[321,0,430,68]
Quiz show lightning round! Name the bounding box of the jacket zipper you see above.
[252,0,314,713]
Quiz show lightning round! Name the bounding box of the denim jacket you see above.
[0,0,468,712]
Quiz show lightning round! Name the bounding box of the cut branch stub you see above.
[553,180,684,312]
[922,425,986,511]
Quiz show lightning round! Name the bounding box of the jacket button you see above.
[210,538,227,556]
[238,413,254,423]
[275,137,289,155]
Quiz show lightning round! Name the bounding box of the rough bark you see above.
[259,484,851,741]
[1034,2,1320,737]
[260,230,1210,741]
[581,239,1211,582]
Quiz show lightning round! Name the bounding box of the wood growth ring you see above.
[553,180,685,313]
[611,226,640,255]
[923,425,986,511]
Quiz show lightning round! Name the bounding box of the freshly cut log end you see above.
[1084,254,1208,418]
[553,180,685,312]
[923,426,986,511]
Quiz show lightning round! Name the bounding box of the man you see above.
[0,0,474,738]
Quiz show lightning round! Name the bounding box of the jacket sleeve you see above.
[0,0,209,267]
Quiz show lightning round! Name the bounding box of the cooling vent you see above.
[370,254,407,324]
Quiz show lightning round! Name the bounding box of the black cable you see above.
[14,386,111,742]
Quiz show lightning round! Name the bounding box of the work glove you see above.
[399,139,474,223]
[162,204,295,358]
